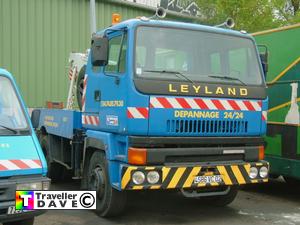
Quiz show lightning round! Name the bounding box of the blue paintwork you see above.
[38,109,82,139]
[37,19,268,190]
[261,97,268,134]
[0,68,47,177]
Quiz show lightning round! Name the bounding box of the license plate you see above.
[194,175,222,184]
[7,206,29,215]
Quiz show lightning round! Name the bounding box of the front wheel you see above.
[3,218,34,225]
[200,186,238,206]
[87,151,127,217]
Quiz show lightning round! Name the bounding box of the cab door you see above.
[97,30,128,133]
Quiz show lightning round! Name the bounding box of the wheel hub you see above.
[90,166,106,200]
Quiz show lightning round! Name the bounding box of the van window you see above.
[0,76,28,134]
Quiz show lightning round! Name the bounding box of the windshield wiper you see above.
[0,124,18,134]
[143,70,196,85]
[208,75,246,86]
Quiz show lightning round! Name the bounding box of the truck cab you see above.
[36,17,269,217]
[0,69,49,225]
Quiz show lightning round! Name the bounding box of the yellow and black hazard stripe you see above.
[121,162,269,190]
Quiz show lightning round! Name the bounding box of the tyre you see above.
[87,151,127,217]
[41,135,63,182]
[3,217,34,225]
[201,186,238,207]
[76,65,86,110]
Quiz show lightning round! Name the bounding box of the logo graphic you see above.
[106,115,118,126]
[16,191,34,210]
[79,193,96,208]
[15,191,96,210]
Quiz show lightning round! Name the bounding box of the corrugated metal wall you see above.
[0,0,158,107]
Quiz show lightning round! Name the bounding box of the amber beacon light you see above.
[112,13,121,25]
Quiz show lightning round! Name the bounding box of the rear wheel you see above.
[41,135,63,182]
[87,151,127,217]
[3,218,34,225]
[200,186,238,206]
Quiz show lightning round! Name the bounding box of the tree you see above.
[271,0,300,23]
[195,0,300,32]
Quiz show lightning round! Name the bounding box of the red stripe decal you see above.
[150,102,154,108]
[10,160,30,169]
[0,164,8,171]
[33,160,42,167]
[258,101,262,107]
[127,110,134,118]
[211,99,225,110]
[194,99,209,109]
[137,108,149,118]
[157,97,173,108]
[243,101,255,111]
[227,100,241,110]
[176,98,191,108]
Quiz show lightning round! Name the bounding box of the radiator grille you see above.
[167,119,248,135]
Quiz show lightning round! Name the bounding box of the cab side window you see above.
[105,33,127,74]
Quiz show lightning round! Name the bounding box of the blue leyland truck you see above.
[0,69,49,225]
[32,15,269,217]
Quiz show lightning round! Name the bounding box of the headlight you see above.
[147,171,160,184]
[259,166,268,178]
[17,180,50,190]
[42,180,51,190]
[132,171,145,185]
[17,182,42,190]
[249,167,258,179]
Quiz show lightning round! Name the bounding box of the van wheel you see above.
[87,151,126,217]
[41,135,63,182]
[3,217,34,225]
[201,186,238,206]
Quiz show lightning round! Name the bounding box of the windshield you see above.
[135,26,263,86]
[0,75,28,134]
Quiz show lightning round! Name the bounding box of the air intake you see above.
[166,119,248,135]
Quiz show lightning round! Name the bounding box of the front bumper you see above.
[0,202,44,223]
[0,176,50,223]
[121,161,269,190]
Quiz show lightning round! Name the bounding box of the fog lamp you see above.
[132,171,145,185]
[249,167,258,179]
[259,166,268,178]
[147,171,160,184]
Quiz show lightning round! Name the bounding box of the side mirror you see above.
[258,45,269,78]
[31,109,41,129]
[91,35,108,67]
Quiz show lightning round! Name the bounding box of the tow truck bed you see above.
[38,109,82,139]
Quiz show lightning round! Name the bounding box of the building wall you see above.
[0,0,160,107]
